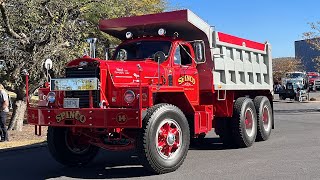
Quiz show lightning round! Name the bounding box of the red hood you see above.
[66,57,167,87]
[102,60,166,86]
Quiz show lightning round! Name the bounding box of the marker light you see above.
[79,61,88,66]
[47,92,56,103]
[126,32,133,39]
[124,90,135,103]
[158,28,166,36]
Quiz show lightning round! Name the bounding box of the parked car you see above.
[307,72,320,91]
[279,72,308,101]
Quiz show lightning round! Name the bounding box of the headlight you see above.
[126,32,133,39]
[124,90,135,103]
[47,92,56,103]
[158,28,166,36]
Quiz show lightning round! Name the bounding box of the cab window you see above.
[174,45,192,65]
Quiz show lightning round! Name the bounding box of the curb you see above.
[274,108,320,113]
[273,100,320,103]
[0,142,47,153]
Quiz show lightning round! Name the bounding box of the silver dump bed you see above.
[212,32,272,90]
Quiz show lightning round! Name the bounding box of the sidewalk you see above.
[273,100,320,113]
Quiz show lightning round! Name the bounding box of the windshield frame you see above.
[113,39,172,62]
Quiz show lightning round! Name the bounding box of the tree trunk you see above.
[8,100,26,131]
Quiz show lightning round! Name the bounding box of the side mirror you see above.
[86,38,98,58]
[212,31,217,48]
[193,41,206,64]
[21,69,29,76]
[44,59,53,70]
[154,51,166,63]
[117,49,127,61]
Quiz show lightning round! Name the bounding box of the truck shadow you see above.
[45,138,232,179]
[45,151,155,179]
[190,137,239,150]
[0,138,235,180]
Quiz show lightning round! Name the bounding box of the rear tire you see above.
[231,97,257,148]
[137,104,190,174]
[47,127,99,167]
[254,96,272,141]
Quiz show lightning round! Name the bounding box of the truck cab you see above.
[111,36,200,104]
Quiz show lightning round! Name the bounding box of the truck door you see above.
[172,43,199,104]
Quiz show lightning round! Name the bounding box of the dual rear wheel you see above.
[219,96,273,148]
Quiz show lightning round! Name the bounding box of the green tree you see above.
[303,21,320,72]
[273,57,304,84]
[0,0,166,130]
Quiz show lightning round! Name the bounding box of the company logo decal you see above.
[116,113,128,124]
[178,75,196,85]
[56,111,86,123]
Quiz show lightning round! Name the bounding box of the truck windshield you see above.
[286,73,303,78]
[114,41,171,61]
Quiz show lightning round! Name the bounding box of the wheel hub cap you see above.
[245,109,255,137]
[262,106,271,131]
[156,119,182,160]
[167,133,176,146]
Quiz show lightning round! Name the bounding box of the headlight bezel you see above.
[124,90,135,104]
[47,91,56,103]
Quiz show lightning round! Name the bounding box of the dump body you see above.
[212,32,272,90]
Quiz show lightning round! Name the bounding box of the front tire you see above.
[254,96,272,141]
[47,127,99,167]
[138,104,190,174]
[231,97,257,148]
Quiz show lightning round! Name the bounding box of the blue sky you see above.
[168,0,319,58]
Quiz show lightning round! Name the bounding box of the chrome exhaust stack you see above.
[86,38,98,58]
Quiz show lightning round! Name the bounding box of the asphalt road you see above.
[1,101,320,180]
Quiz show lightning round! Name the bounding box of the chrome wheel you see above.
[244,108,256,138]
[156,119,182,160]
[262,105,272,132]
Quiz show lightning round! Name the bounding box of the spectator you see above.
[0,84,9,142]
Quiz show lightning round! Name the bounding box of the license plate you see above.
[63,98,79,108]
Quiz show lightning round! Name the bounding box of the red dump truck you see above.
[26,10,274,174]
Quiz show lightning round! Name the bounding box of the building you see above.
[295,39,320,72]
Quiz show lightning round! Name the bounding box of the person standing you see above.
[0,84,9,142]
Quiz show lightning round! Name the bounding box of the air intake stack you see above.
[86,38,98,58]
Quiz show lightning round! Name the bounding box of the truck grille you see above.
[65,91,100,108]
[66,66,100,78]
[65,66,100,108]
